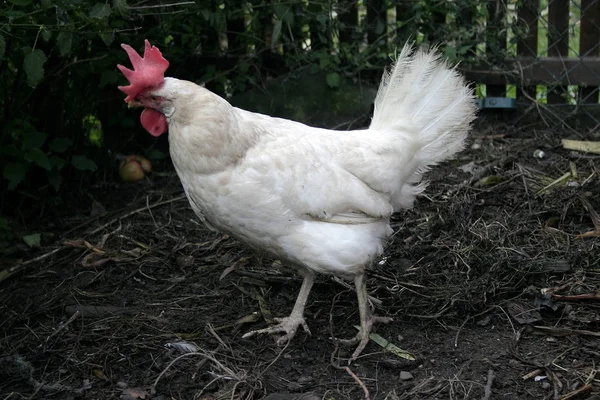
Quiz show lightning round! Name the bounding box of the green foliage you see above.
[22,233,41,248]
[23,48,47,88]
[0,0,513,201]
[0,0,132,194]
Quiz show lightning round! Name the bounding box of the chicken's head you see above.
[117,40,170,137]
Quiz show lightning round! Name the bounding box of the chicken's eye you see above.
[151,96,157,101]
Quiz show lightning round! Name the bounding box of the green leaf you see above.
[22,233,41,248]
[41,29,52,42]
[3,162,28,190]
[56,32,72,56]
[72,155,97,171]
[23,48,47,88]
[41,0,52,9]
[319,54,331,69]
[47,169,62,191]
[0,34,5,61]
[22,130,47,150]
[49,137,73,153]
[145,148,167,160]
[316,13,327,25]
[271,20,282,51]
[99,70,118,87]
[89,3,111,19]
[326,72,341,89]
[274,4,293,25]
[0,144,21,157]
[49,155,66,170]
[25,148,52,170]
[99,31,114,46]
[9,0,33,5]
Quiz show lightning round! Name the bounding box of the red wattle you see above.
[140,108,167,137]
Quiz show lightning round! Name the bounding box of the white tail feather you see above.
[370,43,476,165]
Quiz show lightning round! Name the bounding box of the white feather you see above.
[147,43,476,276]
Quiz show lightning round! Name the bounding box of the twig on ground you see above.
[41,310,81,350]
[344,366,370,400]
[0,247,65,283]
[533,326,600,338]
[454,315,470,347]
[559,384,593,400]
[89,195,186,236]
[481,369,495,400]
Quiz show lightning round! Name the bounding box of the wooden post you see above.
[308,2,330,50]
[338,1,358,45]
[547,0,569,104]
[517,0,539,102]
[396,0,415,45]
[227,0,246,54]
[579,0,600,104]
[486,0,507,97]
[366,0,386,46]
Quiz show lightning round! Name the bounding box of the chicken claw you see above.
[242,271,315,345]
[338,273,393,361]
[243,315,311,345]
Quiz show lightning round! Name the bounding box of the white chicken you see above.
[118,40,476,360]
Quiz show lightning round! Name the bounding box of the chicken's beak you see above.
[127,100,143,109]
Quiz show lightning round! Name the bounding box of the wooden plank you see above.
[517,0,539,102]
[338,1,358,44]
[309,2,328,50]
[547,0,570,103]
[463,57,600,86]
[366,0,386,45]
[457,5,477,58]
[226,0,246,54]
[580,0,600,104]
[486,0,507,97]
[396,0,416,44]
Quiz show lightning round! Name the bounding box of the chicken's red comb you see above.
[117,40,170,102]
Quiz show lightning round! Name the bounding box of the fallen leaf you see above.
[120,387,150,400]
[164,341,199,354]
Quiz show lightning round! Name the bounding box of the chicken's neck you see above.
[166,82,257,175]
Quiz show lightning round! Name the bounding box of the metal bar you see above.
[463,57,600,86]
[338,1,358,44]
[547,0,570,103]
[366,0,386,45]
[486,0,507,97]
[517,0,539,102]
[580,0,600,103]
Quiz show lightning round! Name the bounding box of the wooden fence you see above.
[462,0,600,105]
[192,0,600,106]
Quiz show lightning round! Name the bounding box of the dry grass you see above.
[1,118,599,399]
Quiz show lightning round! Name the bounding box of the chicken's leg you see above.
[243,270,315,345]
[340,273,393,361]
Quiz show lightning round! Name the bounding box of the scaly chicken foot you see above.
[338,273,392,361]
[243,270,315,345]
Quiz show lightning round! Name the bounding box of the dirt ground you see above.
[1,115,599,400]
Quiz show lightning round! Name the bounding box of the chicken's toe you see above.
[337,315,392,359]
[349,315,392,360]
[243,315,310,345]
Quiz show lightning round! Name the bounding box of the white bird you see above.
[117,40,476,360]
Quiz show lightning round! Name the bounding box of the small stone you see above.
[399,371,413,381]
[297,375,313,385]
[116,381,128,389]
[533,149,545,159]
[541,382,551,390]
[176,255,195,268]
